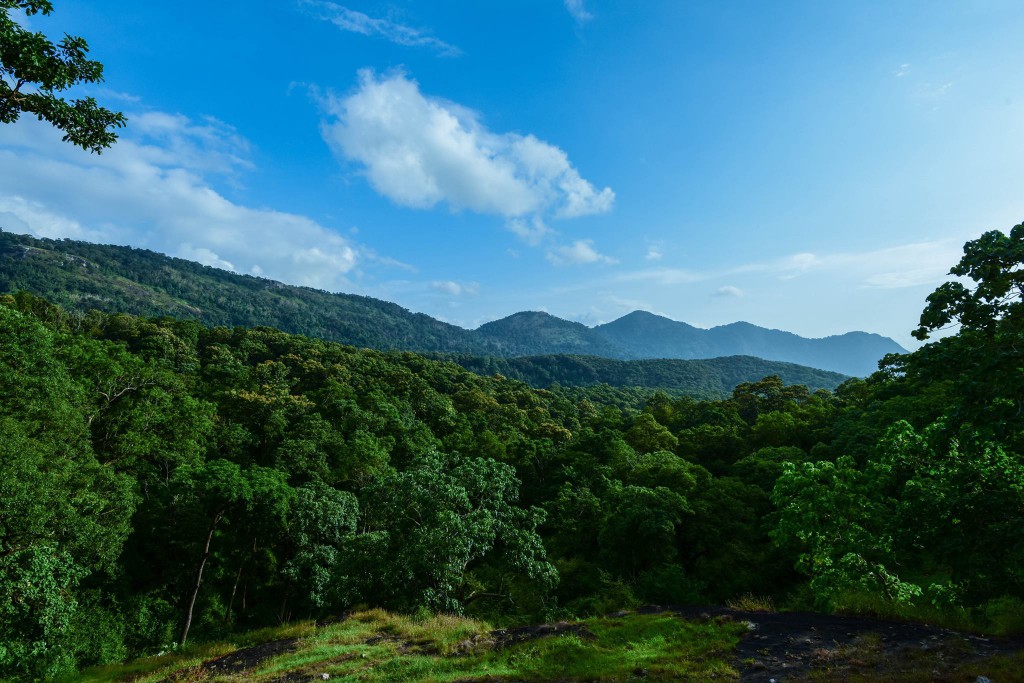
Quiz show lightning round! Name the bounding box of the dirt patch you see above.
[636,605,1024,681]
[453,620,596,655]
[491,621,597,649]
[199,637,300,675]
[364,632,440,655]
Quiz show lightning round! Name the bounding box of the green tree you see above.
[0,307,135,679]
[1,1,126,152]
[360,451,556,612]
[913,223,1024,340]
[771,455,919,607]
[281,483,359,614]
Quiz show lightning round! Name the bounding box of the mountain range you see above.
[0,229,904,377]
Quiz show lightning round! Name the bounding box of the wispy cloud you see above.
[611,240,963,291]
[645,246,663,261]
[546,239,616,266]
[430,280,479,296]
[0,112,367,290]
[917,81,954,99]
[564,0,593,24]
[614,266,703,285]
[894,63,911,77]
[302,1,461,56]
[319,69,614,242]
[714,285,743,298]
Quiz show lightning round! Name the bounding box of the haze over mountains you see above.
[0,230,903,377]
[477,310,903,376]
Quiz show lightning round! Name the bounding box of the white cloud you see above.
[564,0,593,24]
[645,246,663,261]
[319,70,614,237]
[0,196,91,240]
[714,285,744,298]
[0,114,361,290]
[546,239,617,266]
[507,216,551,245]
[302,1,461,56]
[895,63,911,77]
[614,266,703,285]
[92,88,143,103]
[129,111,254,176]
[764,242,962,289]
[178,244,236,271]
[430,280,479,296]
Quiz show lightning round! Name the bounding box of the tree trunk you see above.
[278,575,292,624]
[181,510,223,646]
[225,538,256,626]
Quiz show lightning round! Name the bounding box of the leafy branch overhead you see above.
[0,0,125,152]
[914,222,1024,340]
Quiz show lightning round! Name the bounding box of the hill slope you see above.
[593,311,904,376]
[0,230,493,354]
[0,230,899,376]
[436,353,848,398]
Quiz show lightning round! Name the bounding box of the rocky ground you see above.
[663,606,1024,681]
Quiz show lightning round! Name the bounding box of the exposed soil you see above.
[485,621,597,650]
[197,637,300,676]
[650,605,1024,681]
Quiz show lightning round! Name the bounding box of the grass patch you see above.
[499,614,743,681]
[831,590,1024,637]
[81,610,744,682]
[67,640,235,683]
[725,593,776,612]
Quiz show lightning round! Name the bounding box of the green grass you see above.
[75,609,745,682]
[830,590,1024,637]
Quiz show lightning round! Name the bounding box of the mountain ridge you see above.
[0,229,903,376]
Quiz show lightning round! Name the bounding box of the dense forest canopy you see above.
[1,223,1024,680]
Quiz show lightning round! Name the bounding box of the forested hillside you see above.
[435,352,847,398]
[0,230,489,353]
[3,224,1024,680]
[0,230,902,375]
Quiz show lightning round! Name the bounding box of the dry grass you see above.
[726,593,776,612]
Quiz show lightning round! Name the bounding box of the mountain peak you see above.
[477,310,587,333]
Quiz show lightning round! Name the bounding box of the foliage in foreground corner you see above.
[1,0,126,152]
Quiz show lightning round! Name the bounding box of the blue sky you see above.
[4,1,1024,347]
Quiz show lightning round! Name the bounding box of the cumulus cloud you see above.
[0,114,360,290]
[564,0,593,24]
[546,239,617,266]
[714,285,744,298]
[0,196,92,240]
[319,70,614,237]
[302,1,461,56]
